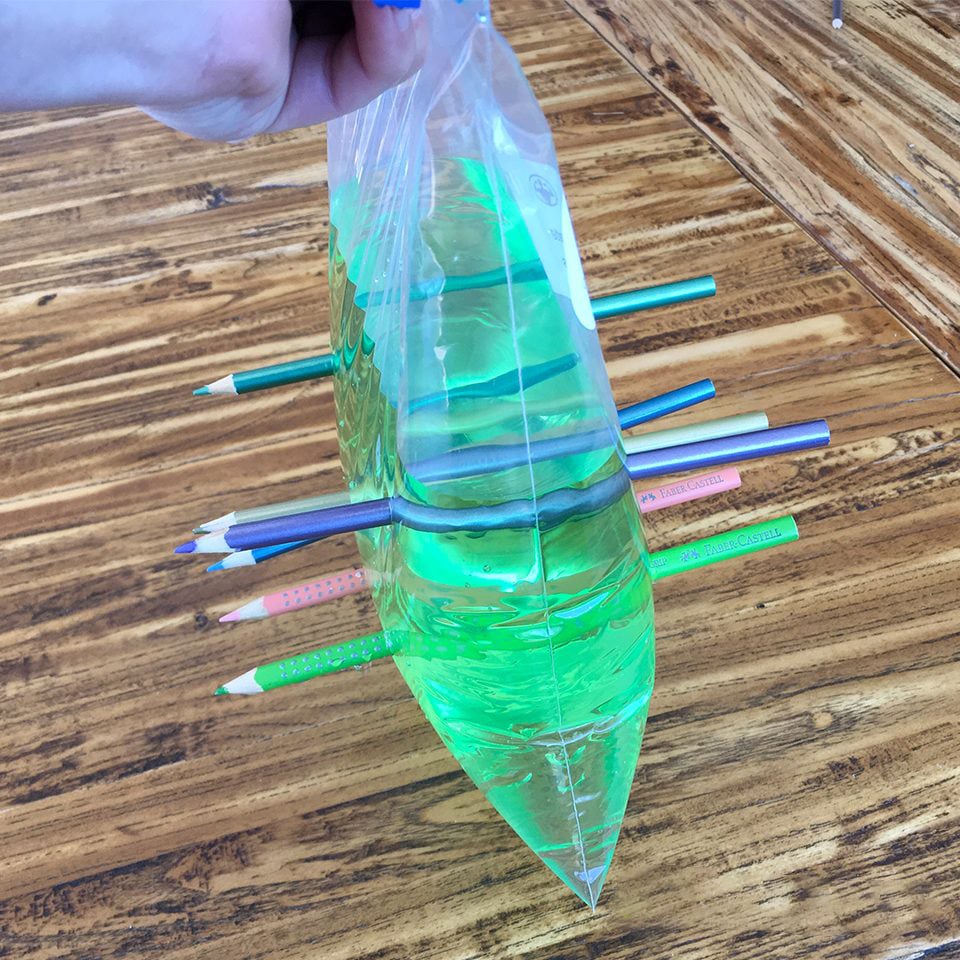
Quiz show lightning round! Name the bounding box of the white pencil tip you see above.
[223,599,266,621]
[208,551,255,570]
[219,669,263,695]
[192,531,230,554]
[200,512,237,533]
[205,374,238,396]
[832,17,843,28]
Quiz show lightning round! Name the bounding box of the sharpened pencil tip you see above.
[219,611,241,623]
[214,686,228,696]
[206,560,225,572]
[193,526,210,534]
[193,386,211,396]
[174,541,196,554]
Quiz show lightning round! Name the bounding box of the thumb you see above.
[265,0,427,133]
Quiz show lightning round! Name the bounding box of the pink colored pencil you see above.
[637,466,740,513]
[220,567,367,622]
[219,468,741,623]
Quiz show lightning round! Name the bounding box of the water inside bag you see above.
[329,148,655,906]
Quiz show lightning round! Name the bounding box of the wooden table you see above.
[575,0,960,368]
[2,2,959,958]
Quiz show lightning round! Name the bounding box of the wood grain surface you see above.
[2,2,960,958]
[571,0,960,369]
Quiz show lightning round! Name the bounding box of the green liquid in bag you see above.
[330,158,655,907]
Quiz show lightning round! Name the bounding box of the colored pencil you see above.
[195,413,753,536]
[196,490,353,534]
[832,0,843,28]
[400,379,717,486]
[635,466,741,512]
[648,515,799,579]
[192,378,718,538]
[217,468,743,622]
[590,275,716,319]
[216,631,398,695]
[209,466,743,576]
[195,354,338,398]
[354,257,550,309]
[622,411,767,455]
[221,568,368,621]
[177,420,827,554]
[409,353,579,413]
[617,379,715,429]
[177,497,390,554]
[625,419,829,480]
[215,513,798,695]
[205,539,315,572]
[357,265,716,313]
[193,275,717,397]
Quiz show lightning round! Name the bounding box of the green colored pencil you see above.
[193,274,716,397]
[195,489,353,534]
[647,515,798,580]
[215,514,798,696]
[622,411,768,453]
[215,631,399,695]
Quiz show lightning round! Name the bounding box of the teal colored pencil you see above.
[354,258,547,309]
[591,275,715,320]
[194,354,338,397]
[193,274,716,397]
[216,514,798,696]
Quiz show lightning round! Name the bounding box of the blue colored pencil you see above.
[618,379,715,429]
[398,380,717,485]
[206,539,315,572]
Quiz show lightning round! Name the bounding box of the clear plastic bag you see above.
[327,0,654,907]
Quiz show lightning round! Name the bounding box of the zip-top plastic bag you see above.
[327,0,654,907]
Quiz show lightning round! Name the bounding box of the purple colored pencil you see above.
[179,420,829,553]
[626,419,830,480]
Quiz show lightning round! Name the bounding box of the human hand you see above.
[0,0,427,140]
